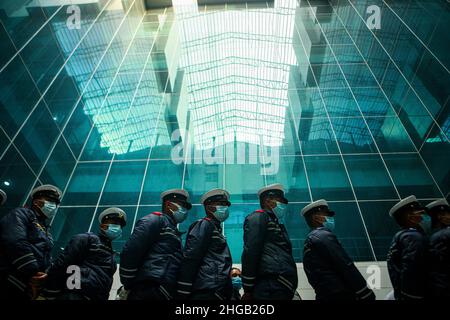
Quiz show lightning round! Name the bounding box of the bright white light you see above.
[3,181,11,187]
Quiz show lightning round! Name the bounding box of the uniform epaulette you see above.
[152,212,163,216]
[255,209,265,213]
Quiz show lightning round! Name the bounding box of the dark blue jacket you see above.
[387,228,427,300]
[43,232,116,300]
[0,207,53,295]
[428,226,450,298]
[241,209,298,294]
[303,227,375,300]
[120,212,183,298]
[177,217,232,299]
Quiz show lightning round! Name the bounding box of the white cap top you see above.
[0,189,6,206]
[389,195,419,217]
[200,189,230,205]
[301,199,329,216]
[426,199,449,211]
[31,184,62,202]
[160,189,190,201]
[257,183,284,197]
[98,207,127,226]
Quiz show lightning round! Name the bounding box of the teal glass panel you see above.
[224,203,261,263]
[0,23,16,68]
[330,117,376,154]
[384,153,443,198]
[283,203,312,261]
[140,160,184,205]
[332,44,364,64]
[289,88,328,119]
[14,101,60,171]
[0,129,9,156]
[344,154,398,200]
[0,148,37,213]
[359,201,400,260]
[184,161,224,204]
[326,202,374,261]
[224,154,265,204]
[366,116,416,153]
[63,100,94,159]
[99,161,146,205]
[420,141,450,196]
[352,87,394,117]
[299,117,340,155]
[0,58,41,136]
[62,162,110,205]
[311,64,347,88]
[39,139,76,192]
[264,156,311,202]
[340,63,378,87]
[321,88,360,117]
[304,155,354,201]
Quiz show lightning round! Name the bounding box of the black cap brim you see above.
[184,202,193,210]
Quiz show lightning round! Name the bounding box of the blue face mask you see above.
[323,216,335,231]
[419,214,431,234]
[232,276,242,290]
[273,201,287,221]
[213,206,229,222]
[104,224,122,240]
[41,201,57,220]
[169,202,188,223]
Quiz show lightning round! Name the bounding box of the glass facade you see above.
[0,0,448,263]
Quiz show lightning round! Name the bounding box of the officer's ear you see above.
[32,198,44,208]
[204,203,213,215]
[162,200,169,212]
[265,198,276,210]
[312,213,325,226]
[405,211,421,226]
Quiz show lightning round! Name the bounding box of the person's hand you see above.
[29,272,47,299]
[241,292,252,300]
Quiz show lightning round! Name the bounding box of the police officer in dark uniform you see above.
[41,207,126,300]
[387,195,429,300]
[0,184,61,300]
[301,199,375,301]
[176,189,232,300]
[241,184,298,300]
[425,199,450,299]
[120,189,192,300]
[0,189,6,207]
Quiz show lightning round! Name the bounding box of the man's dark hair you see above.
[304,212,314,228]
[393,210,409,227]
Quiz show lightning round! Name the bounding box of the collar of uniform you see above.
[30,206,49,227]
[262,209,279,222]
[205,216,222,230]
[163,211,177,226]
[405,227,424,234]
[98,233,113,249]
